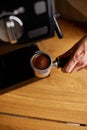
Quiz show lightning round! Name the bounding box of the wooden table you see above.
[0,19,87,130]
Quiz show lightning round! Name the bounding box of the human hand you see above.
[58,35,87,73]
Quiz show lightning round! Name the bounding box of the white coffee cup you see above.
[30,51,53,78]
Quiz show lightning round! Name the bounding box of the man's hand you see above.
[59,35,87,73]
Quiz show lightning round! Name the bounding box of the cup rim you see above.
[30,50,53,71]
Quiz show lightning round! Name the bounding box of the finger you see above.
[84,65,87,69]
[60,35,87,59]
[62,57,78,73]
[63,44,87,73]
[69,62,85,72]
[64,56,87,73]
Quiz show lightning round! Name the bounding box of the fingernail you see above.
[63,67,72,73]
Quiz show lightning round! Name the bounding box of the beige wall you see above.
[54,0,87,23]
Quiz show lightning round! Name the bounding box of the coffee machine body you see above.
[0,0,55,45]
[0,0,63,91]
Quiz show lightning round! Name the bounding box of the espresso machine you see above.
[0,0,63,90]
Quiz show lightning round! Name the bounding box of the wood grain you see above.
[0,114,87,130]
[0,19,87,129]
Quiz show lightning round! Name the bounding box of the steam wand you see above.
[54,12,63,39]
[53,12,70,67]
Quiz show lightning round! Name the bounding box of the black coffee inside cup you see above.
[32,54,51,70]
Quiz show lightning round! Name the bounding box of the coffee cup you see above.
[30,51,53,78]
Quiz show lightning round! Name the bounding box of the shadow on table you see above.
[0,44,43,94]
[0,76,42,95]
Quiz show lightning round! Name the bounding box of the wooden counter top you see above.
[0,19,87,130]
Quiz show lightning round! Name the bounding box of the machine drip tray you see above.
[0,44,39,91]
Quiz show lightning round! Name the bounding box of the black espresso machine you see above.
[0,0,63,90]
